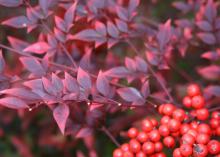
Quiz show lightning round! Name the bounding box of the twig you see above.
[101,126,120,147]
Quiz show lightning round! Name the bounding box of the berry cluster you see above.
[113,84,220,157]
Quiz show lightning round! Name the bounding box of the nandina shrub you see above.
[0,0,219,156]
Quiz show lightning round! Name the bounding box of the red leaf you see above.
[0,88,40,100]
[0,0,22,7]
[116,19,128,33]
[128,0,140,16]
[95,21,106,36]
[107,21,119,38]
[196,21,212,31]
[64,72,79,93]
[77,68,92,90]
[20,57,46,76]
[23,42,50,54]
[201,51,220,61]
[52,73,63,93]
[141,81,150,98]
[116,6,128,21]
[125,57,136,72]
[2,16,30,28]
[64,1,77,31]
[197,33,216,45]
[54,27,66,42]
[39,0,49,15]
[172,2,190,13]
[204,0,217,22]
[55,16,66,32]
[117,87,142,102]
[70,29,101,42]
[105,66,130,78]
[96,71,110,96]
[8,36,29,51]
[204,85,220,97]
[0,50,5,73]
[0,97,28,109]
[135,56,148,73]
[53,104,69,135]
[197,65,220,80]
[42,77,57,96]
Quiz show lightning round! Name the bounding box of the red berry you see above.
[182,96,192,108]
[158,105,164,114]
[150,118,158,127]
[136,151,146,157]
[129,139,141,153]
[159,124,170,137]
[149,130,161,142]
[216,127,220,136]
[123,151,134,157]
[187,84,201,97]
[121,143,130,152]
[172,109,186,122]
[168,119,181,132]
[207,140,220,155]
[137,131,148,143]
[193,144,208,157]
[212,111,220,120]
[196,108,209,120]
[128,128,138,139]
[163,136,175,148]
[210,118,219,129]
[173,148,183,157]
[190,121,199,130]
[187,129,198,138]
[142,119,153,132]
[154,142,163,153]
[142,141,155,155]
[160,116,170,125]
[197,124,211,135]
[154,152,166,157]
[180,144,193,157]
[196,133,210,145]
[113,148,123,157]
[181,133,195,145]
[191,95,205,109]
[162,104,175,116]
[180,124,190,135]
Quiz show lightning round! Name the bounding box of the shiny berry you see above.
[180,144,193,157]
[182,96,192,108]
[172,109,186,122]
[196,133,210,144]
[196,108,209,120]
[142,119,153,132]
[193,144,208,157]
[187,84,201,97]
[168,119,181,132]
[128,128,138,139]
[160,116,170,125]
[154,152,166,157]
[163,136,175,148]
[207,140,220,155]
[197,124,211,135]
[113,148,123,157]
[137,131,148,143]
[181,133,195,145]
[149,130,161,142]
[173,148,183,157]
[159,124,170,137]
[154,142,163,153]
[129,139,141,153]
[123,151,134,157]
[121,143,130,152]
[191,95,205,109]
[150,118,158,127]
[162,104,175,116]
[212,111,220,120]
[142,141,155,155]
[136,151,146,157]
[210,118,219,129]
[180,124,190,135]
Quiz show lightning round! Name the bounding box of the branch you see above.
[101,126,120,147]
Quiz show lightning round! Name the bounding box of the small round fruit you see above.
[193,144,208,157]
[182,96,192,108]
[172,109,186,122]
[129,139,141,153]
[212,111,220,120]
[154,152,166,157]
[128,128,138,139]
[136,151,146,157]
[149,130,161,142]
[196,133,210,145]
[113,148,123,157]
[191,95,205,109]
[121,143,130,152]
[173,148,183,157]
[162,104,175,116]
[168,119,181,132]
[180,124,190,135]
[207,140,220,155]
[181,133,195,145]
[187,84,201,97]
[180,144,193,157]
[163,136,175,148]
[210,118,219,129]
[142,119,153,132]
[142,141,155,155]
[197,124,211,135]
[137,131,148,143]
[196,108,209,120]
[123,151,134,157]
[154,142,163,153]
[160,116,170,125]
[159,124,170,137]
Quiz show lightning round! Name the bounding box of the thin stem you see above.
[101,126,120,147]
[208,106,220,112]
[126,39,174,103]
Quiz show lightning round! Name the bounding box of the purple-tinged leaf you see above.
[175,19,193,28]
[20,57,46,76]
[204,0,217,22]
[128,0,140,15]
[64,1,77,31]
[0,97,28,109]
[107,21,119,38]
[105,66,130,78]
[197,65,220,80]
[2,16,30,29]
[64,72,79,93]
[116,6,128,21]
[52,73,63,93]
[196,21,212,31]
[39,0,49,15]
[63,93,78,101]
[70,29,101,42]
[204,85,220,97]
[141,81,150,98]
[23,42,50,54]
[53,104,69,135]
[0,0,22,7]
[47,34,58,48]
[117,87,142,102]
[8,36,29,51]
[172,2,190,13]
[76,127,93,138]
[201,51,220,61]
[215,18,220,30]
[23,79,44,90]
[42,77,57,95]
[95,21,106,36]
[79,47,92,71]
[0,50,5,73]
[197,32,216,45]
[157,19,172,49]
[107,38,118,49]
[55,16,67,32]
[125,57,136,72]
[77,68,92,90]
[0,88,40,100]
[116,19,128,33]
[135,56,148,73]
[96,71,110,96]
[54,27,66,43]
[145,51,160,66]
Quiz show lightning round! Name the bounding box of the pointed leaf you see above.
[96,71,110,96]
[53,104,69,134]
[135,56,148,73]
[105,66,130,78]
[64,72,79,93]
[117,87,142,102]
[71,29,101,41]
[196,21,212,31]
[52,73,63,93]
[141,81,150,98]
[95,21,106,36]
[2,16,29,28]
[0,97,28,109]
[64,1,77,30]
[197,33,216,45]
[23,42,50,54]
[197,65,220,80]
[0,50,5,73]
[0,0,22,7]
[42,77,57,95]
[107,21,119,38]
[8,36,29,51]
[77,68,92,90]
[204,0,217,22]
